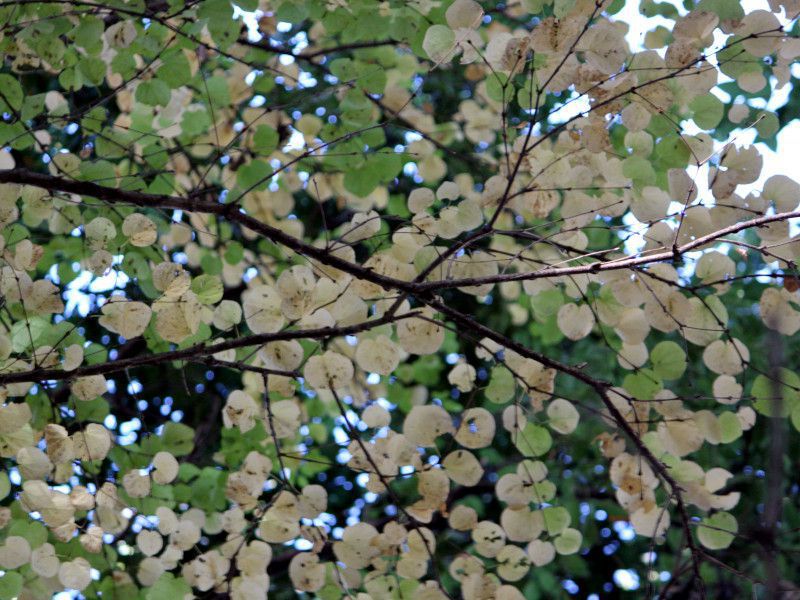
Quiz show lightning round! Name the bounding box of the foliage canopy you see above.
[1,0,800,597]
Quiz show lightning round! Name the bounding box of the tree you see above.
[0,0,799,597]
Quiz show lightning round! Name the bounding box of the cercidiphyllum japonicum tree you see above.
[0,0,800,597]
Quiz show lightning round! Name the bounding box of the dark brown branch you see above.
[0,312,415,385]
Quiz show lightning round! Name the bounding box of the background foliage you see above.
[1,0,800,598]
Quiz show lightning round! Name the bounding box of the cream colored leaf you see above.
[546,398,579,434]
[122,213,157,246]
[213,299,243,330]
[122,469,151,498]
[362,404,391,428]
[442,449,484,486]
[496,544,529,581]
[630,503,669,538]
[526,539,555,566]
[152,451,179,484]
[62,344,84,371]
[30,543,59,577]
[448,362,476,392]
[58,557,92,591]
[276,265,316,320]
[99,298,152,339]
[557,303,594,341]
[454,408,495,449]
[472,520,506,558]
[243,285,285,334]
[288,552,325,592]
[408,188,435,213]
[446,0,483,29]
[71,375,107,401]
[136,529,163,557]
[702,339,749,375]
[303,351,354,390]
[0,535,31,569]
[423,25,456,63]
[223,390,260,433]
[355,335,400,375]
[397,309,445,355]
[73,423,112,461]
[404,404,455,447]
[340,210,381,243]
[449,505,478,531]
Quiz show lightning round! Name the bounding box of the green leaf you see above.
[253,74,275,95]
[330,58,358,81]
[718,411,742,443]
[201,253,223,277]
[639,0,679,17]
[554,528,583,554]
[178,463,201,482]
[532,480,556,502]
[10,317,49,353]
[486,365,515,403]
[161,422,195,456]
[0,572,23,600]
[236,160,272,191]
[208,18,240,50]
[412,355,442,386]
[8,520,48,548]
[276,0,308,22]
[146,573,191,600]
[191,468,229,511]
[486,73,511,103]
[73,16,104,53]
[623,369,662,400]
[344,167,379,197]
[340,89,374,127]
[224,241,244,265]
[112,50,138,79]
[35,36,66,65]
[198,0,233,20]
[181,107,211,137]
[0,74,24,113]
[622,155,656,188]
[366,151,402,183]
[0,122,28,147]
[530,289,564,321]
[514,423,552,457]
[752,369,800,417]
[541,506,571,535]
[654,134,691,170]
[0,471,10,500]
[695,0,744,20]
[157,52,192,88]
[59,67,84,92]
[650,341,686,380]
[136,79,171,106]
[191,274,224,304]
[358,64,387,94]
[74,397,110,423]
[697,512,737,550]
[252,125,280,155]
[79,56,106,85]
[755,111,780,141]
[690,94,724,130]
[204,75,231,106]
